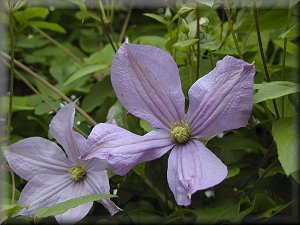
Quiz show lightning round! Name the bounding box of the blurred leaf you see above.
[0,204,28,219]
[82,77,114,112]
[1,96,35,112]
[226,167,240,179]
[140,120,154,132]
[194,199,241,223]
[14,7,49,24]
[67,0,87,22]
[173,39,199,49]
[254,81,299,103]
[64,64,108,86]
[272,116,298,175]
[279,22,299,39]
[35,194,116,220]
[28,21,66,33]
[143,13,168,25]
[134,35,167,49]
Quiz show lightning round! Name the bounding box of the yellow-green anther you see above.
[165,7,172,20]
[181,18,190,34]
[171,122,190,144]
[69,165,86,181]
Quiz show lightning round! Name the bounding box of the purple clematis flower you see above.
[82,41,256,206]
[4,102,120,224]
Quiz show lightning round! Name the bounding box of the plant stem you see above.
[224,4,243,59]
[1,51,97,126]
[0,60,88,137]
[281,0,293,117]
[253,0,280,119]
[7,6,15,144]
[33,27,83,65]
[118,7,132,43]
[10,169,16,204]
[196,3,200,80]
[98,0,117,53]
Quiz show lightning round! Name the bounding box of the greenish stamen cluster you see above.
[171,122,190,144]
[69,165,86,181]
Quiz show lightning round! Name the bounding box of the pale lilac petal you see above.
[82,124,175,176]
[111,42,185,130]
[85,170,121,215]
[55,181,94,224]
[17,174,73,217]
[167,140,227,206]
[4,137,71,181]
[186,55,255,138]
[49,101,86,163]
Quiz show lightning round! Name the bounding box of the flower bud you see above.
[181,18,190,34]
[177,7,193,18]
[200,17,209,26]
[165,7,172,20]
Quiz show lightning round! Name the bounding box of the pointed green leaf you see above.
[272,116,298,176]
[172,39,199,49]
[64,64,108,86]
[28,21,66,33]
[254,81,299,103]
[143,13,168,25]
[35,194,116,220]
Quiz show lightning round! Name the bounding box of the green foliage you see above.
[2,1,299,224]
[35,194,116,221]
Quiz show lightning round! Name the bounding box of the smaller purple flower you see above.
[81,41,256,206]
[4,102,120,224]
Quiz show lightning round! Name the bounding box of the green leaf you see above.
[0,204,28,219]
[14,7,49,24]
[172,39,199,49]
[35,194,116,220]
[226,167,240,179]
[140,120,154,132]
[67,0,87,22]
[272,116,298,175]
[253,81,299,103]
[1,96,36,112]
[143,13,168,25]
[279,22,299,39]
[81,77,114,112]
[28,21,66,33]
[64,64,108,86]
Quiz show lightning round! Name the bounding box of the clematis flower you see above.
[4,102,120,224]
[81,41,255,206]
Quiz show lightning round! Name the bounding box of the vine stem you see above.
[196,3,200,79]
[98,0,117,53]
[118,7,132,43]
[7,3,16,204]
[224,4,243,59]
[253,0,280,119]
[281,0,293,117]
[7,6,15,143]
[1,51,97,126]
[33,27,83,65]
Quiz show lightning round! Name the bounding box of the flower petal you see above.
[55,181,94,224]
[167,140,227,206]
[186,55,255,138]
[17,173,73,217]
[85,170,121,216]
[82,123,175,175]
[49,101,87,163]
[4,137,71,181]
[111,41,185,130]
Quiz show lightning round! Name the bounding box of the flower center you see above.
[171,122,190,144]
[69,165,86,181]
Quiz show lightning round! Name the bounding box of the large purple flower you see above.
[82,42,255,206]
[4,102,120,224]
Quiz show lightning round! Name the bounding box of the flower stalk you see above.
[253,0,280,119]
